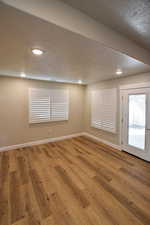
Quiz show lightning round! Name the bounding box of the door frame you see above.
[120,82,150,161]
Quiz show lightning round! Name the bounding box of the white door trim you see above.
[120,87,150,161]
[120,82,150,147]
[120,82,150,90]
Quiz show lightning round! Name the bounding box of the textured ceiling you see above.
[60,0,150,51]
[0,3,150,84]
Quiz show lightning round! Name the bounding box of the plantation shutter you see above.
[29,89,50,123]
[51,89,69,121]
[91,88,117,133]
[29,88,69,123]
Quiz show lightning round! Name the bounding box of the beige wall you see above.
[0,76,85,148]
[85,72,150,145]
[1,72,150,148]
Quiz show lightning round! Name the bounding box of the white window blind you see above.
[51,89,69,121]
[29,88,69,123]
[91,88,117,133]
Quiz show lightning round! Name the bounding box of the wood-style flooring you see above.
[0,136,150,225]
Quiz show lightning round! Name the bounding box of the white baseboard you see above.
[83,132,121,151]
[0,132,121,152]
[0,132,84,152]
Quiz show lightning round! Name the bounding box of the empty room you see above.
[0,0,150,225]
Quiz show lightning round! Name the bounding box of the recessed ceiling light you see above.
[21,73,26,78]
[116,70,123,75]
[32,48,43,55]
[78,80,82,84]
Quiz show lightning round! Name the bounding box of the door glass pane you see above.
[128,94,146,150]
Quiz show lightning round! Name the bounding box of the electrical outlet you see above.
[47,130,52,136]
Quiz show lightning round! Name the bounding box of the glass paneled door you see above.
[121,88,150,161]
[128,94,146,150]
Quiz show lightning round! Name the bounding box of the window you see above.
[128,94,146,150]
[91,88,117,133]
[29,88,69,123]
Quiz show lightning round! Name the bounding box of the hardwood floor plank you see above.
[67,158,142,225]
[58,158,86,190]
[100,166,150,204]
[48,168,94,225]
[120,167,150,187]
[17,156,29,185]
[73,138,122,170]
[0,136,150,225]
[94,175,150,225]
[23,182,42,225]
[30,169,51,219]
[10,171,25,224]
[50,192,78,225]
[42,216,57,225]
[0,152,10,225]
[0,152,9,186]
[55,165,89,208]
[77,155,112,182]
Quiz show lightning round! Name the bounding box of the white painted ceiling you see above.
[0,3,150,84]
[60,0,150,51]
